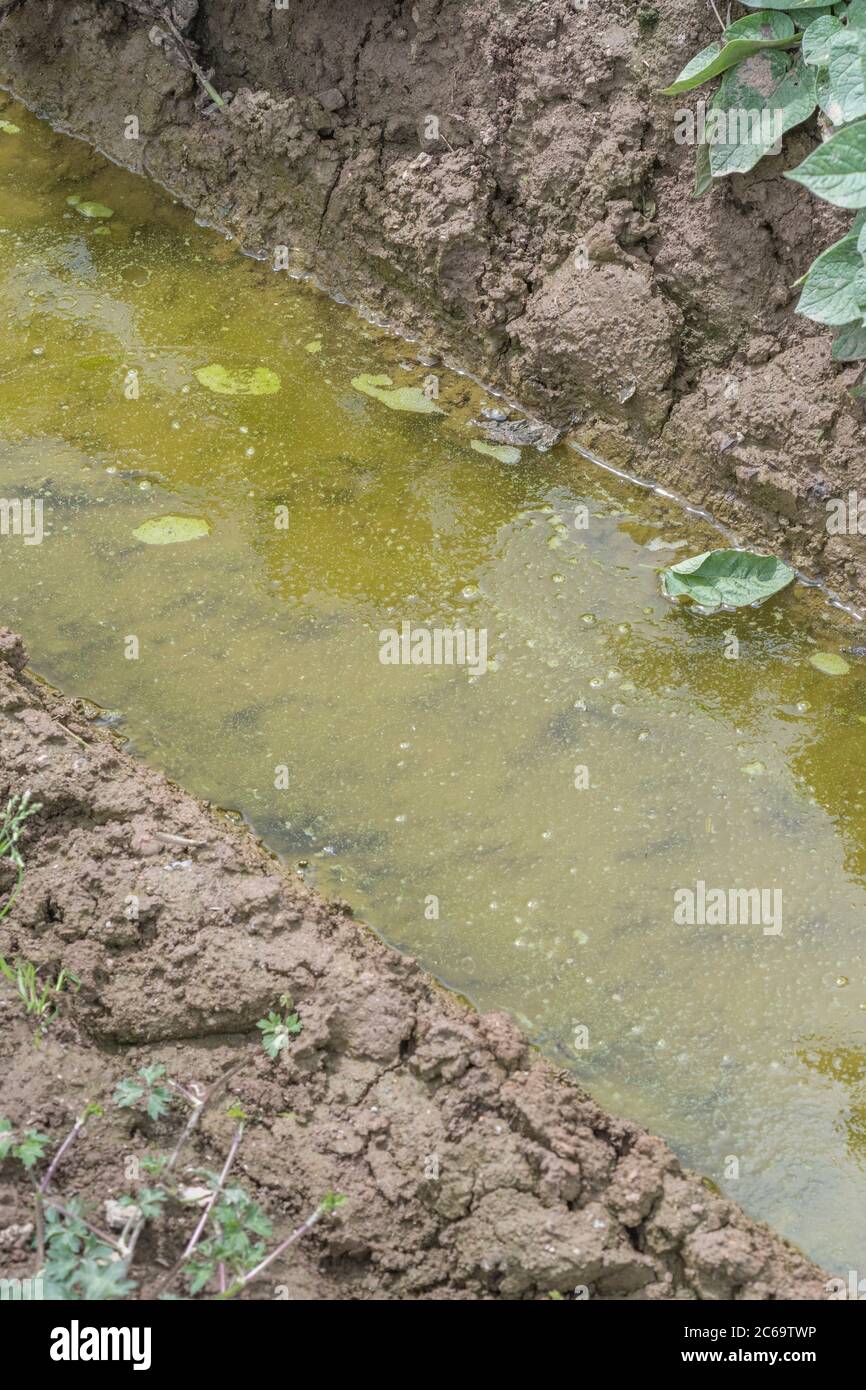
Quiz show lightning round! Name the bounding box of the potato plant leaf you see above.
[826,27,866,120]
[802,14,844,65]
[831,319,866,356]
[660,14,799,96]
[795,232,866,322]
[792,5,840,29]
[708,53,817,178]
[662,549,796,609]
[786,118,866,205]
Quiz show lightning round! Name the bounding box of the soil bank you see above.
[1,0,865,606]
[0,630,835,1298]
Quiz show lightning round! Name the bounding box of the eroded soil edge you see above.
[2,0,866,605]
[0,631,831,1298]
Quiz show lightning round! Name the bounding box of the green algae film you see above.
[1,98,865,1276]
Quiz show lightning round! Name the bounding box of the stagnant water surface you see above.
[1,98,865,1275]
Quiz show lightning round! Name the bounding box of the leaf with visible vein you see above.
[787,118,866,207]
[660,13,799,95]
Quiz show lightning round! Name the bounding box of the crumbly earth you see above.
[0,630,833,1298]
[1,0,865,605]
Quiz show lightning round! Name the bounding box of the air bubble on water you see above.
[590,678,602,689]
[574,699,586,711]
[394,814,406,823]
[581,613,596,625]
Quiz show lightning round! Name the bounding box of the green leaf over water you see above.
[195,364,281,395]
[351,373,444,414]
[809,650,851,674]
[662,548,796,608]
[0,120,20,135]
[132,515,210,546]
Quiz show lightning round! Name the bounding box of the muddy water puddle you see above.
[1,98,865,1274]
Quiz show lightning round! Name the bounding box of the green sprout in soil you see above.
[0,955,80,1040]
[257,995,302,1059]
[0,789,41,922]
[113,1064,173,1122]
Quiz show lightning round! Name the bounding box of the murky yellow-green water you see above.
[2,98,865,1275]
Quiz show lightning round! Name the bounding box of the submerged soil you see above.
[0,630,834,1298]
[1,0,865,604]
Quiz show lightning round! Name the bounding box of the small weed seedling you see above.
[0,790,40,922]
[0,955,80,1038]
[257,995,302,1059]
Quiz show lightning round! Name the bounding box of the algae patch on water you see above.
[66,195,114,219]
[810,651,851,675]
[470,439,522,465]
[195,364,281,396]
[132,515,210,546]
[351,373,444,414]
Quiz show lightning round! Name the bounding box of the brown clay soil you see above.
[0,630,834,1298]
[1,0,865,605]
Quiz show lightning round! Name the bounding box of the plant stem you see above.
[39,1113,86,1195]
[150,1118,244,1297]
[122,1058,246,1276]
[183,1122,244,1261]
[217,1203,326,1299]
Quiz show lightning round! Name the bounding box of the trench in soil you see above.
[1,99,865,1274]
